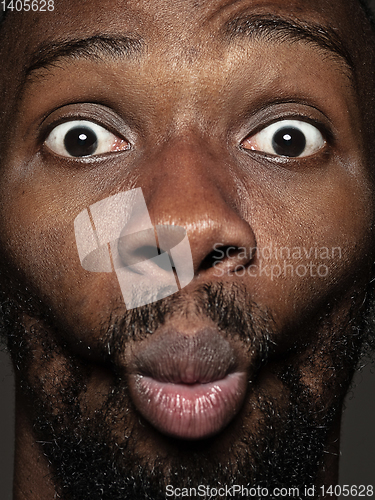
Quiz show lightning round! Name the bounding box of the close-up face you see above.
[0,0,375,498]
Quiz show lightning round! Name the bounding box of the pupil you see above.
[64,127,98,157]
[272,126,306,157]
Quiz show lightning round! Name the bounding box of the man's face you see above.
[0,0,375,498]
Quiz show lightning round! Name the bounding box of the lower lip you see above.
[129,372,247,439]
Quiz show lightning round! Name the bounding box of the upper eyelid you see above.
[240,118,327,160]
[41,106,332,151]
[243,117,330,142]
[38,103,136,145]
[44,119,131,159]
[234,100,335,146]
[252,119,327,145]
[43,118,126,143]
[47,119,118,137]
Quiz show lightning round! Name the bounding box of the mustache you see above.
[102,281,275,365]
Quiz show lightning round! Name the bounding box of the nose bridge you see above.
[145,134,230,221]
[139,133,257,277]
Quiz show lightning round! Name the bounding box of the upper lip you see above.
[129,327,238,384]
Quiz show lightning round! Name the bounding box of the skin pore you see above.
[0,0,375,498]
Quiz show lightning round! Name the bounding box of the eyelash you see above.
[41,113,332,162]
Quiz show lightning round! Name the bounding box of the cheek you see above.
[0,153,374,347]
[238,164,375,326]
[0,168,125,341]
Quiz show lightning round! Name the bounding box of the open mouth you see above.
[127,328,248,439]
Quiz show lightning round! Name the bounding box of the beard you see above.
[1,280,374,500]
[33,384,336,500]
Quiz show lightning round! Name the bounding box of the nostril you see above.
[118,240,174,270]
[135,245,161,261]
[199,245,227,270]
[118,229,159,267]
[200,251,220,271]
[117,225,189,275]
[199,245,255,273]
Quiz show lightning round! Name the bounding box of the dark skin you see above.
[0,0,375,498]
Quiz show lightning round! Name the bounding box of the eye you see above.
[44,120,130,158]
[241,119,325,158]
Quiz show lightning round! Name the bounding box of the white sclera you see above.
[45,120,121,157]
[250,119,325,157]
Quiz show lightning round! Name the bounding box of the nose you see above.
[135,135,256,281]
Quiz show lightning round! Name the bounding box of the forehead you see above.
[1,0,372,169]
[1,0,363,117]
[2,0,358,57]
[0,0,369,172]
[1,0,367,128]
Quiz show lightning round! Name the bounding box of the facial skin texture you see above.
[0,1,375,499]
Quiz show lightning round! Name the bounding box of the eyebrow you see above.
[24,15,353,84]
[223,14,354,79]
[25,34,145,78]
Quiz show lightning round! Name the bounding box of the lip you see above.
[129,371,247,439]
[128,328,248,439]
